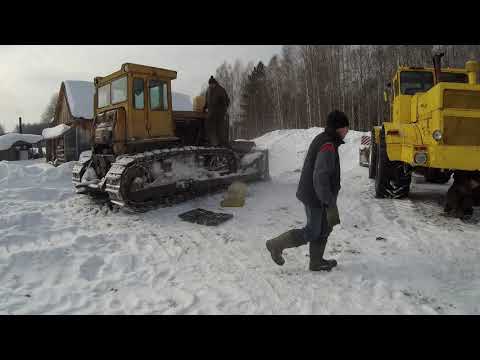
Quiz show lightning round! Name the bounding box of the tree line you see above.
[211,45,480,140]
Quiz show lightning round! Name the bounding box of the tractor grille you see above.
[443,116,480,146]
[444,90,480,110]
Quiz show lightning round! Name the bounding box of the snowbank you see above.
[42,124,71,140]
[172,92,193,111]
[64,81,95,119]
[253,128,368,177]
[0,133,43,151]
[0,159,73,187]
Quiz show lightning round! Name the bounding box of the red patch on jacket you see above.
[319,143,335,153]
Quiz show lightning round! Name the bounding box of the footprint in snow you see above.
[345,249,361,255]
[79,255,105,281]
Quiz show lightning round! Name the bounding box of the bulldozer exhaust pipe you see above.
[466,60,479,85]
[432,52,445,85]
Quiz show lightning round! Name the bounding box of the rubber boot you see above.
[309,239,337,272]
[266,229,307,266]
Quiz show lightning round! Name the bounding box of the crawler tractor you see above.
[369,54,480,200]
[72,63,269,208]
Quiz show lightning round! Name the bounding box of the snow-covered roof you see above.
[63,81,95,120]
[172,92,192,111]
[42,124,71,140]
[0,133,43,151]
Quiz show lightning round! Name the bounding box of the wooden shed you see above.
[44,81,95,163]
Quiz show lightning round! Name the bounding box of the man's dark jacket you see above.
[296,128,343,208]
[205,85,230,117]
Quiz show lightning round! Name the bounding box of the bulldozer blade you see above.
[252,149,270,180]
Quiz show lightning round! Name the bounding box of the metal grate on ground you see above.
[178,208,234,226]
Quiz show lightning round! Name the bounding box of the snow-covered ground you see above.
[1,129,479,314]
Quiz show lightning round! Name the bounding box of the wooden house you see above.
[43,81,95,163]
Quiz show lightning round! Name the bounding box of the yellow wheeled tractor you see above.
[369,54,480,199]
[72,63,269,209]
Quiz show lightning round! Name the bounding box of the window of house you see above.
[111,76,127,104]
[149,79,169,111]
[133,78,144,109]
[98,84,111,108]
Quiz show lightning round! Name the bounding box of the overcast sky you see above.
[0,45,282,132]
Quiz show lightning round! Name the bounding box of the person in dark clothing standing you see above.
[444,170,480,219]
[266,110,349,271]
[203,76,231,147]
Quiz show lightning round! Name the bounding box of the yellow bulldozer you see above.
[369,54,480,203]
[72,63,269,209]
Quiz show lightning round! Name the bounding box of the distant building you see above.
[0,133,43,161]
[43,81,95,163]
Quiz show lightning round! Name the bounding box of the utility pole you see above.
[19,117,22,134]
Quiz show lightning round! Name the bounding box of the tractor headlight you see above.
[432,130,443,141]
[414,152,428,165]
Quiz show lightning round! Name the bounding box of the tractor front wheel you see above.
[368,130,377,179]
[375,128,411,199]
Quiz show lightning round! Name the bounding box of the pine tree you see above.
[40,93,59,123]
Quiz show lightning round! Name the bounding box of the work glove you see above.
[326,204,340,230]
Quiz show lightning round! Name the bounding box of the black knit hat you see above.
[326,110,349,130]
[208,76,217,85]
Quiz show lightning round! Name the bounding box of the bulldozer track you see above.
[73,146,265,211]
[106,146,236,207]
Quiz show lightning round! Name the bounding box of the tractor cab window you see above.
[439,72,468,83]
[133,78,144,109]
[111,76,127,104]
[148,79,169,111]
[98,83,111,108]
[400,71,434,95]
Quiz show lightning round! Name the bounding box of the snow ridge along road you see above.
[0,129,479,314]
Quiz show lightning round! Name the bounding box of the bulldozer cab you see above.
[93,63,178,154]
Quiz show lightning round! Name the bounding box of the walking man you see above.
[266,110,349,271]
[203,76,230,147]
